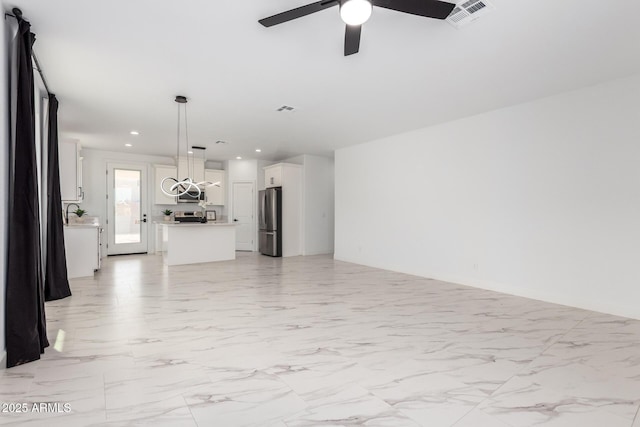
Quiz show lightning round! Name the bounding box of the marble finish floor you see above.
[1,253,640,426]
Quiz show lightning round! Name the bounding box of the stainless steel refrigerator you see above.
[258,187,282,257]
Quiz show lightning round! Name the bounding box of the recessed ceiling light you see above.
[125,143,132,147]
[236,156,242,160]
[188,151,193,154]
[255,149,262,152]
[130,131,139,135]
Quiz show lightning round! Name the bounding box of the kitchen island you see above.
[158,222,236,266]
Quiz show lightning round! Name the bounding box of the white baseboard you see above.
[421,272,640,321]
[334,255,640,321]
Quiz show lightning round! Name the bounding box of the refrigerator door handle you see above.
[261,193,266,228]
[268,188,278,231]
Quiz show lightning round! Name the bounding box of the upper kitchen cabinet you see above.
[177,156,204,183]
[264,163,302,189]
[265,164,282,188]
[204,169,225,206]
[60,141,83,202]
[154,165,178,205]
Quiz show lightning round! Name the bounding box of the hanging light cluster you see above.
[160,96,219,197]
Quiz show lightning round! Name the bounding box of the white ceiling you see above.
[6,0,640,161]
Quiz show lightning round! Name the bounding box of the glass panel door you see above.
[107,163,148,255]
[114,169,141,244]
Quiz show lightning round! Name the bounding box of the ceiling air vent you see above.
[447,0,493,28]
[277,105,295,112]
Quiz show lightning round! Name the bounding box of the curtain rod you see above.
[5,8,53,95]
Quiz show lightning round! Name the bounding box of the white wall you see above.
[0,4,11,366]
[284,155,304,166]
[226,159,258,184]
[302,155,334,255]
[285,155,335,255]
[335,73,640,320]
[205,160,223,170]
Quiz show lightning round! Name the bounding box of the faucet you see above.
[65,203,80,225]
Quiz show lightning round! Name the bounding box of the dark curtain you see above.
[5,18,48,368]
[44,95,71,301]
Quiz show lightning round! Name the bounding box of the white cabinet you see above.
[154,165,178,205]
[177,156,204,183]
[154,224,164,254]
[263,163,303,257]
[265,166,282,188]
[63,226,100,278]
[204,169,225,205]
[60,141,83,202]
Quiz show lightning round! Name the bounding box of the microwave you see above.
[178,190,205,203]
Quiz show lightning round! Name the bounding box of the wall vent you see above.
[447,0,493,28]
[277,105,295,112]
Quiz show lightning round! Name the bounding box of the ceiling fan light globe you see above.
[340,0,372,26]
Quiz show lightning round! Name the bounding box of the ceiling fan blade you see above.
[259,0,339,27]
[344,24,362,56]
[372,0,456,19]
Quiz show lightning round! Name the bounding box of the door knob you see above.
[233,218,238,222]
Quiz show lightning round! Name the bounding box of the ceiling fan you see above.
[258,0,456,56]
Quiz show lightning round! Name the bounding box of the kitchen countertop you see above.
[158,222,235,227]
[64,223,101,229]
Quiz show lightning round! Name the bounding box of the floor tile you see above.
[2,252,639,427]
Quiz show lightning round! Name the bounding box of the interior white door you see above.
[232,181,254,251]
[107,163,148,255]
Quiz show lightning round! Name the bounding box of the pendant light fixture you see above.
[160,96,219,198]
